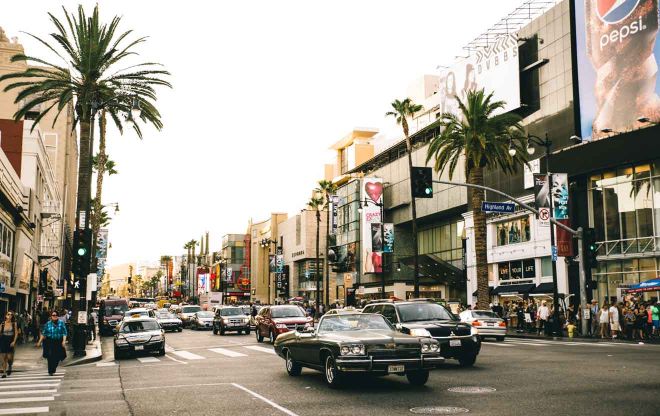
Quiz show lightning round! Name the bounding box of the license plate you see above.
[449,339,461,347]
[134,345,144,351]
[487,322,494,326]
[388,365,405,373]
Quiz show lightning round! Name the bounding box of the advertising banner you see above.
[276,254,284,274]
[96,228,109,281]
[438,34,520,119]
[534,174,551,208]
[269,255,276,273]
[556,219,575,257]
[552,173,569,220]
[361,178,383,274]
[574,0,660,140]
[383,223,394,254]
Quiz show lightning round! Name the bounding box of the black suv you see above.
[361,299,481,367]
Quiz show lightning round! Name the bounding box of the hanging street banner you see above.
[383,223,394,254]
[552,173,569,220]
[556,219,574,257]
[275,254,284,274]
[330,195,339,235]
[96,228,109,284]
[361,178,383,274]
[481,201,516,213]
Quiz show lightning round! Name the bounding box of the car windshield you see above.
[318,314,392,332]
[182,306,201,314]
[220,308,243,316]
[196,312,214,318]
[121,321,160,333]
[156,312,175,319]
[271,306,305,318]
[125,310,148,317]
[398,303,456,322]
[472,311,499,319]
[105,304,128,316]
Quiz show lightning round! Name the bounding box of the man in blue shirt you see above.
[37,311,67,376]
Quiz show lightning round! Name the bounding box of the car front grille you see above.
[228,319,245,325]
[368,345,420,359]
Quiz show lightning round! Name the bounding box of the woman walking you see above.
[599,303,610,339]
[0,311,18,377]
[36,311,67,376]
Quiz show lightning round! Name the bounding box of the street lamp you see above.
[260,238,279,303]
[358,197,386,299]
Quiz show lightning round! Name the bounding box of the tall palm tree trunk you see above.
[405,135,421,298]
[91,110,107,271]
[469,166,489,310]
[315,211,321,318]
[325,197,330,306]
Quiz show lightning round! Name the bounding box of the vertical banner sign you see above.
[96,228,109,285]
[383,223,394,254]
[330,195,339,235]
[574,0,660,141]
[361,178,383,274]
[269,255,276,273]
[275,254,284,274]
[534,174,551,227]
[552,173,569,220]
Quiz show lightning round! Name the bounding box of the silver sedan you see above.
[459,310,506,341]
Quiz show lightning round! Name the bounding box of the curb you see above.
[505,332,659,344]
[63,339,103,367]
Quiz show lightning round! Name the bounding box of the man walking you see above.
[537,301,550,336]
[609,302,620,340]
[590,300,599,337]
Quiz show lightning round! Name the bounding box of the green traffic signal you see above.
[77,247,87,256]
[425,187,432,195]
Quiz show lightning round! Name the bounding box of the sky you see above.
[2,0,525,266]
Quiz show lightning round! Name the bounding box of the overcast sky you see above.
[3,0,525,266]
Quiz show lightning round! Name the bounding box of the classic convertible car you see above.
[273,313,444,388]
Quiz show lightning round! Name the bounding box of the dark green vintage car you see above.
[273,313,444,388]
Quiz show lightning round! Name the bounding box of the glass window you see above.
[495,217,531,246]
[380,305,398,323]
[541,257,552,277]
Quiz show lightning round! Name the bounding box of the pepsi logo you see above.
[597,0,641,24]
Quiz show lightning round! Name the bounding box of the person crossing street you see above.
[36,310,68,376]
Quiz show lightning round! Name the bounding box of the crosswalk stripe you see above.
[0,381,60,386]
[0,407,49,415]
[0,376,63,381]
[0,390,57,396]
[244,346,276,355]
[96,362,117,367]
[7,373,64,377]
[208,348,247,358]
[136,357,161,364]
[165,344,175,353]
[171,350,204,360]
[483,342,512,347]
[0,384,60,390]
[0,397,54,404]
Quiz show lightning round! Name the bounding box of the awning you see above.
[472,287,493,297]
[400,254,463,282]
[530,283,555,295]
[624,278,660,293]
[492,283,535,295]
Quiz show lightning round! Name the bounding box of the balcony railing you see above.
[595,236,659,259]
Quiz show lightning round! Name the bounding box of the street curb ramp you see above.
[63,338,103,366]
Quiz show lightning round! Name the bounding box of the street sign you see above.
[551,245,558,262]
[539,207,550,227]
[481,201,515,213]
[77,311,87,325]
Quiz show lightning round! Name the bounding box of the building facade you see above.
[247,213,287,304]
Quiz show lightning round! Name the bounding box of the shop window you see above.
[496,216,530,246]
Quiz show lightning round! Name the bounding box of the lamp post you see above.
[510,133,561,336]
[259,238,279,304]
[358,197,386,299]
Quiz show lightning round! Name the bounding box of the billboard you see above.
[574,0,660,140]
[438,34,520,118]
[361,178,383,274]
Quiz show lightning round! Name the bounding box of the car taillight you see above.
[471,320,482,326]
[498,321,506,327]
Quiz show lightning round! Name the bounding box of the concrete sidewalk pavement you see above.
[505,328,659,344]
[8,335,103,372]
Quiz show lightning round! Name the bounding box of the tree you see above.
[316,179,337,306]
[385,98,424,297]
[426,89,527,309]
[307,194,324,318]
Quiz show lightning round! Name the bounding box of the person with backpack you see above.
[0,311,18,377]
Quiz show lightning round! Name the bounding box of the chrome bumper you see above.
[335,355,445,372]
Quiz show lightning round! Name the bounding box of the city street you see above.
[1,330,658,416]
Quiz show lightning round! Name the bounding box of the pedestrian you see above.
[0,311,18,377]
[36,311,68,376]
[652,301,660,337]
[609,302,620,340]
[599,303,610,339]
[634,306,646,340]
[566,320,577,338]
[537,301,550,335]
[624,307,635,340]
[590,300,599,337]
[516,302,525,333]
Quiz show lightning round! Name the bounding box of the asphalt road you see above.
[2,329,658,416]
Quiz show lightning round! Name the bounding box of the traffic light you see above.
[584,227,598,268]
[72,228,92,278]
[411,166,433,198]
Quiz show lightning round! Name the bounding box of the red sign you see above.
[210,273,216,281]
[556,219,574,257]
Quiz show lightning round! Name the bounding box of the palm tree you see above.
[186,240,198,298]
[0,5,170,301]
[307,194,324,318]
[316,180,337,306]
[426,89,527,310]
[385,98,423,297]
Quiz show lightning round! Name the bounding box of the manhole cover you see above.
[447,386,496,394]
[410,407,470,414]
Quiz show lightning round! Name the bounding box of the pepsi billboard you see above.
[574,0,660,140]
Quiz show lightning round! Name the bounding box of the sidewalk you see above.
[505,328,659,344]
[8,336,103,372]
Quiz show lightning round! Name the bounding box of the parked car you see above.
[190,311,214,330]
[274,313,444,388]
[98,298,129,336]
[177,305,202,327]
[459,310,506,341]
[361,299,481,367]
[114,317,165,359]
[255,305,313,343]
[155,310,183,332]
[213,307,251,335]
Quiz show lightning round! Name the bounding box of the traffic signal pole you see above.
[432,179,589,336]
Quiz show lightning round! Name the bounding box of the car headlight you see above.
[276,323,287,329]
[340,344,365,356]
[429,343,439,352]
[421,343,430,353]
[116,336,128,345]
[223,318,229,324]
[150,334,163,342]
[410,328,432,337]
[243,318,249,323]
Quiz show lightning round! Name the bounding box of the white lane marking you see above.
[504,341,548,347]
[231,383,299,416]
[0,397,54,404]
[96,362,117,367]
[0,376,63,381]
[0,384,60,390]
[0,380,60,386]
[208,348,247,358]
[244,346,276,355]
[164,354,187,364]
[137,357,161,364]
[171,350,204,360]
[0,390,57,396]
[6,373,64,378]
[482,342,512,347]
[165,344,175,353]
[0,407,49,415]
